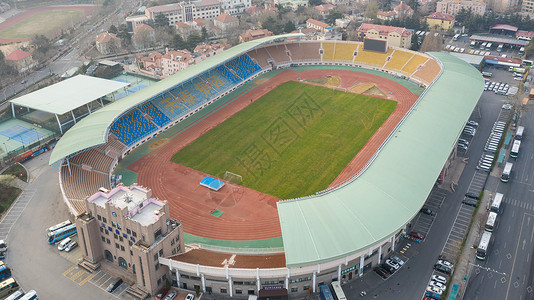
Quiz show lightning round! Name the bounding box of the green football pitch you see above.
[171,81,397,199]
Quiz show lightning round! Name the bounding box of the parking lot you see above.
[63,265,129,297]
[411,188,448,239]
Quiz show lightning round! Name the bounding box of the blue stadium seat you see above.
[225,55,262,81]
[150,92,190,120]
[138,101,171,127]
[110,109,157,146]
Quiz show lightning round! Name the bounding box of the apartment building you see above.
[436,0,486,16]
[145,0,221,26]
[357,23,412,49]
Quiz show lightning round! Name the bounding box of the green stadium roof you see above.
[49,33,304,165]
[277,52,484,267]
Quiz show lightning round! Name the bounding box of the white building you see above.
[220,0,251,16]
[145,0,221,26]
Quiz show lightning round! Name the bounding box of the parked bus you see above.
[331,281,347,300]
[0,262,11,281]
[486,43,492,50]
[19,290,38,300]
[491,193,504,213]
[453,33,460,41]
[520,47,525,55]
[511,140,521,158]
[516,126,524,140]
[47,224,76,245]
[319,284,335,300]
[46,220,72,235]
[501,162,513,182]
[497,44,504,52]
[0,278,18,298]
[480,42,487,50]
[470,41,476,48]
[4,290,24,300]
[485,212,498,232]
[476,231,492,260]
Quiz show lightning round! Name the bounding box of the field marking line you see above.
[62,265,77,276]
[78,273,95,286]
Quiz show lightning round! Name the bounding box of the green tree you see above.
[284,21,296,33]
[186,33,202,51]
[325,10,343,25]
[154,13,170,28]
[172,34,186,49]
[108,25,118,34]
[309,0,322,5]
[201,27,209,41]
[117,25,132,47]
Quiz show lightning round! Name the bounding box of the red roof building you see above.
[239,29,273,42]
[358,23,412,48]
[426,12,455,30]
[4,49,35,73]
[306,18,330,32]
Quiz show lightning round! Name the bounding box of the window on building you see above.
[100,227,104,233]
[303,285,310,291]
[171,239,175,246]
[129,241,133,246]
[154,253,158,261]
[105,229,109,235]
[114,234,118,240]
[130,250,133,256]
[154,228,162,240]
[172,249,176,255]
[127,228,131,235]
[97,215,102,221]
[101,236,106,242]
[221,288,227,294]
[120,236,123,242]
[155,263,160,271]
[157,278,162,286]
[106,238,110,244]
[121,245,125,251]
[159,249,163,256]
[112,221,116,228]
[132,231,137,237]
[115,243,120,249]
[235,289,242,294]
[102,217,107,223]
[117,224,122,230]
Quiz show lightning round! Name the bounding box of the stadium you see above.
[47,33,484,297]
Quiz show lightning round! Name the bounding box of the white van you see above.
[58,237,72,251]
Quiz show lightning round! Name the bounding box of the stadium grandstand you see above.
[47,34,483,297]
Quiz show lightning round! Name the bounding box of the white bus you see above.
[511,140,521,158]
[497,44,504,52]
[480,42,487,50]
[46,220,72,235]
[516,126,524,140]
[331,281,347,300]
[486,43,492,50]
[453,33,460,41]
[485,212,498,232]
[19,290,38,300]
[501,162,513,182]
[476,231,492,260]
[520,47,525,55]
[470,41,476,48]
[491,193,503,213]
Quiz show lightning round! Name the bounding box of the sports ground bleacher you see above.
[247,48,272,68]
[110,109,157,146]
[225,54,262,81]
[201,70,234,92]
[384,49,415,72]
[401,54,429,74]
[354,48,395,67]
[284,43,321,61]
[216,64,241,84]
[322,42,336,61]
[264,45,291,64]
[332,42,358,62]
[138,101,171,127]
[412,58,441,84]
[151,93,190,120]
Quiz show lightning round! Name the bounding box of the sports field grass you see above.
[171,81,397,199]
[0,10,83,39]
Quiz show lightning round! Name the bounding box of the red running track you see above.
[127,69,420,241]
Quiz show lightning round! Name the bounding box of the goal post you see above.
[223,171,243,185]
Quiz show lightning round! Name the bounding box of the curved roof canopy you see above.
[277,52,484,267]
[49,33,303,165]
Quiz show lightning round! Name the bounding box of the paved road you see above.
[463,84,534,299]
[4,152,119,299]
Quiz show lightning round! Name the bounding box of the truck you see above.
[509,67,526,73]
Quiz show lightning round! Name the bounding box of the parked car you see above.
[165,291,177,300]
[502,103,513,110]
[462,198,477,207]
[458,139,469,146]
[467,120,478,126]
[431,275,447,285]
[57,237,72,251]
[107,278,123,293]
[408,231,424,240]
[381,263,396,274]
[426,285,443,295]
[465,192,480,199]
[155,289,169,300]
[185,293,195,300]
[457,144,468,151]
[429,280,446,291]
[425,291,442,299]
[385,259,400,270]
[438,259,454,269]
[390,256,404,266]
[374,267,389,279]
[434,264,451,275]
[65,240,78,252]
[420,208,436,216]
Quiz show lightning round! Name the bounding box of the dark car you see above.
[425,291,441,299]
[420,208,436,216]
[433,264,451,275]
[465,192,480,199]
[381,263,396,274]
[107,278,123,293]
[408,231,424,240]
[462,198,478,207]
[374,267,389,279]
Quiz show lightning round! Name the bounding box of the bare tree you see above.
[419,29,443,52]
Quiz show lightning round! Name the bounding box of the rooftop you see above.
[87,185,166,226]
[307,18,329,29]
[5,49,31,61]
[358,23,411,37]
[490,24,518,32]
[427,12,455,21]
[10,75,129,115]
[146,3,182,13]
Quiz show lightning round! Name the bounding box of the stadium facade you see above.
[50,34,484,297]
